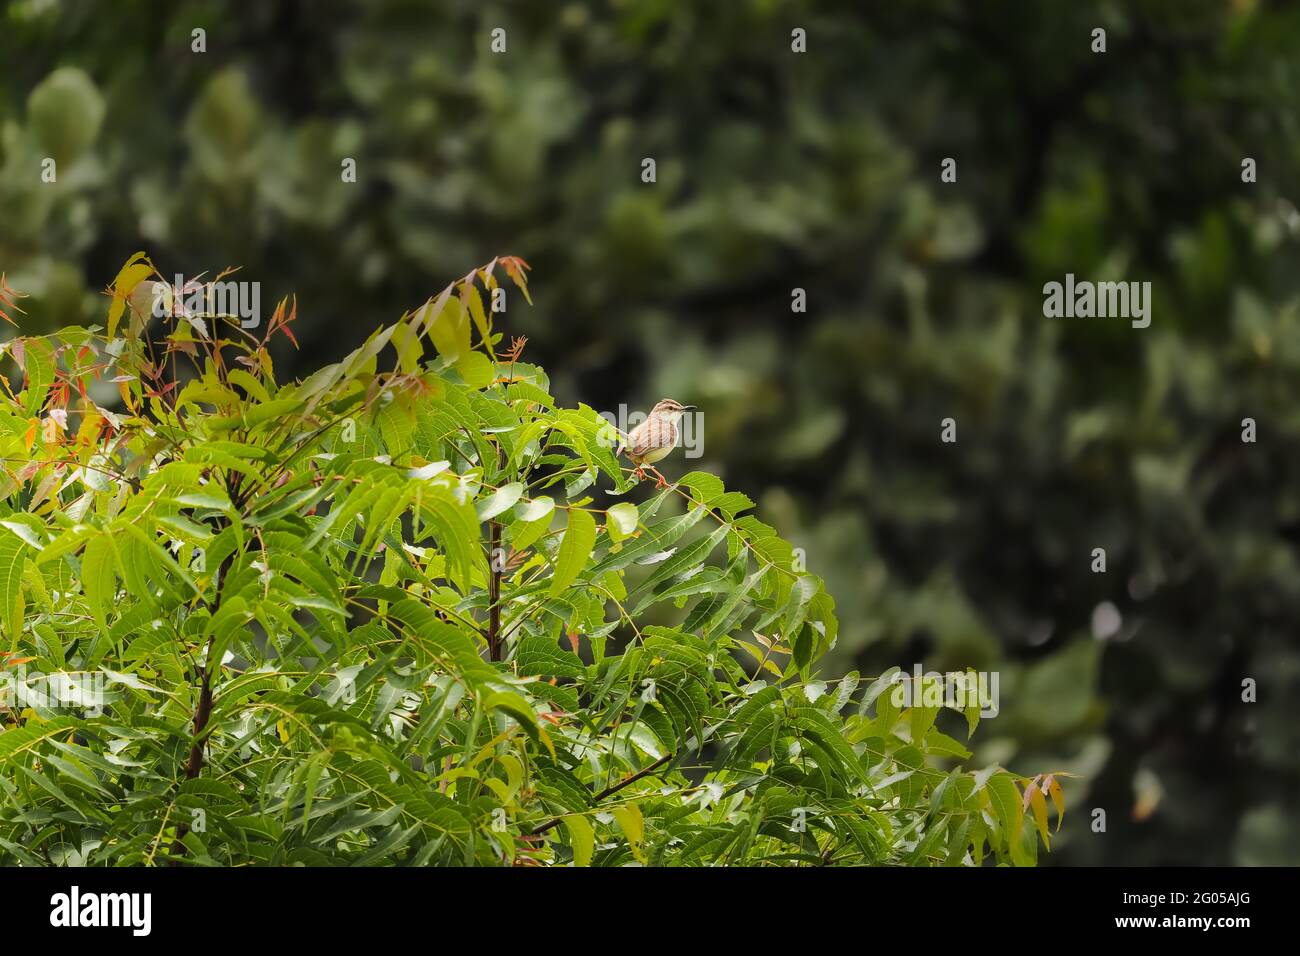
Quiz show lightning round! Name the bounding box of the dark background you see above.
[2,0,1298,865]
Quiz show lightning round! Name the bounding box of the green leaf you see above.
[20,337,57,415]
[0,519,45,551]
[0,533,29,643]
[592,505,708,575]
[985,772,1025,854]
[516,634,585,679]
[388,599,493,679]
[243,397,305,429]
[923,728,973,760]
[407,461,451,481]
[515,497,556,523]
[605,502,639,542]
[484,691,554,758]
[80,533,117,631]
[476,482,524,521]
[676,472,725,505]
[549,508,597,596]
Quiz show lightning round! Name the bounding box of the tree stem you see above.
[184,551,234,779]
[487,519,502,662]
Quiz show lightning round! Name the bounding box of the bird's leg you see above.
[632,465,646,482]
[651,467,667,489]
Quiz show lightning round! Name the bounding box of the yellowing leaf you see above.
[562,815,594,867]
[611,804,645,863]
[455,351,494,389]
[106,253,154,340]
[1046,774,1065,832]
[1028,781,1051,848]
[464,284,491,348]
[429,296,470,361]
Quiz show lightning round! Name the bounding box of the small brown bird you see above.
[618,398,695,486]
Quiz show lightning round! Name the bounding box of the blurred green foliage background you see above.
[3,0,1299,864]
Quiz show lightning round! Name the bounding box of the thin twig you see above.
[528,752,674,836]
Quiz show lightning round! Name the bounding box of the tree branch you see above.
[528,752,674,837]
[487,519,502,662]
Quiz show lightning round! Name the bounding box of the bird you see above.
[617,398,695,487]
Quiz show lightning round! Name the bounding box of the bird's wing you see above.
[623,421,648,458]
[627,417,675,458]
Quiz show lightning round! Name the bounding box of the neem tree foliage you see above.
[0,257,1063,865]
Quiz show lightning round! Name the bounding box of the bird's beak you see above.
[683,405,697,410]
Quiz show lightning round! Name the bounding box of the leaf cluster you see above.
[0,256,1063,865]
